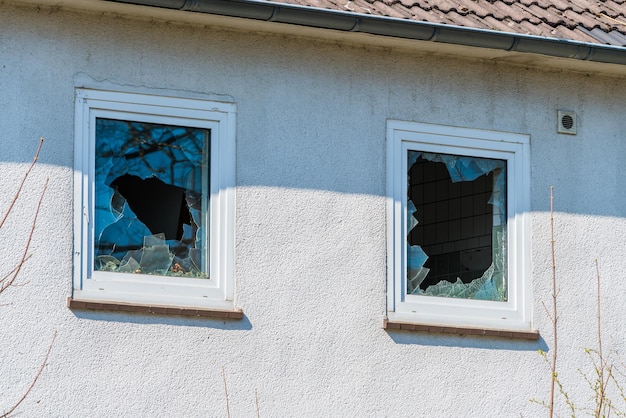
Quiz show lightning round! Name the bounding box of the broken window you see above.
[386,120,531,330]
[406,152,506,301]
[73,89,236,310]
[94,118,209,278]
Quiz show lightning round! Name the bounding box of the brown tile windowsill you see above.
[383,319,540,340]
[67,297,243,319]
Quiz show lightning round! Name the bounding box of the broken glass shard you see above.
[95,255,120,272]
[137,234,174,275]
[119,256,141,274]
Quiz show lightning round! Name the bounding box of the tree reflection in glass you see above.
[94,118,209,278]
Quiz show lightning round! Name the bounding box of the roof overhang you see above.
[8,0,626,75]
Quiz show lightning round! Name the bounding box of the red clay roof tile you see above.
[267,0,626,46]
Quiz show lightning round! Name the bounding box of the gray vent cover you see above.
[557,110,577,135]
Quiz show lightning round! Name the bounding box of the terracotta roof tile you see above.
[478,14,513,31]
[548,0,584,13]
[267,0,626,46]
[407,6,436,20]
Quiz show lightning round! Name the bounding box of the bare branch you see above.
[0,255,33,288]
[595,259,606,417]
[255,389,261,418]
[549,185,557,418]
[222,366,231,418]
[0,178,48,295]
[0,137,44,230]
[1,331,57,418]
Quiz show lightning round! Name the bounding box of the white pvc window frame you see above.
[386,120,531,331]
[73,89,236,310]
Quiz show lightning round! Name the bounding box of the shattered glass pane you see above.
[406,151,507,301]
[94,118,209,278]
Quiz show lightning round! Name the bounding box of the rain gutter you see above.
[109,0,626,65]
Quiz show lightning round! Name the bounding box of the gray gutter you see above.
[111,0,626,65]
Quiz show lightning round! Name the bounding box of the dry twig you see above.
[1,331,57,418]
[549,185,557,418]
[0,178,49,294]
[0,137,44,230]
[222,366,231,418]
[1,138,54,417]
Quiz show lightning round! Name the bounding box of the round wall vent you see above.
[561,114,574,129]
[557,110,576,135]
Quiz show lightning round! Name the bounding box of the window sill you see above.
[67,297,243,319]
[383,319,539,340]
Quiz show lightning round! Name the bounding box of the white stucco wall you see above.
[1,2,626,416]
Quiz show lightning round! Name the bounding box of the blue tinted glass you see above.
[94,118,209,278]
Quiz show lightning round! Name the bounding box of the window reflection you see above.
[94,118,209,278]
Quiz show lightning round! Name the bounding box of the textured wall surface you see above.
[1,2,626,417]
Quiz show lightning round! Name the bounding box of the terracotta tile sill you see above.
[67,297,243,319]
[383,319,540,340]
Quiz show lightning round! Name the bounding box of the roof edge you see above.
[109,0,626,65]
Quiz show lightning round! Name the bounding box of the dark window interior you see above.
[111,174,191,241]
[408,156,493,290]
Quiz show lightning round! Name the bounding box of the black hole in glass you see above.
[112,174,191,241]
[408,156,493,290]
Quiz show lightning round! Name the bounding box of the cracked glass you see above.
[94,118,209,278]
[406,151,507,301]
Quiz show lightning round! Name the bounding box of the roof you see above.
[99,0,626,66]
[268,0,626,46]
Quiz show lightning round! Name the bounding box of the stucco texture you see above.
[1,2,626,417]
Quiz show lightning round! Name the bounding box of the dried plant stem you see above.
[0,178,48,294]
[1,138,52,417]
[255,389,260,418]
[549,185,557,418]
[593,259,613,417]
[595,260,604,416]
[222,366,231,418]
[1,331,57,418]
[536,188,623,416]
[597,12,626,26]
[0,255,33,290]
[0,137,44,231]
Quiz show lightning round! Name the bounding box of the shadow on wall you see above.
[70,309,253,331]
[384,329,549,352]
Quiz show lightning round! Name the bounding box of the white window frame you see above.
[73,89,236,310]
[386,120,531,331]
